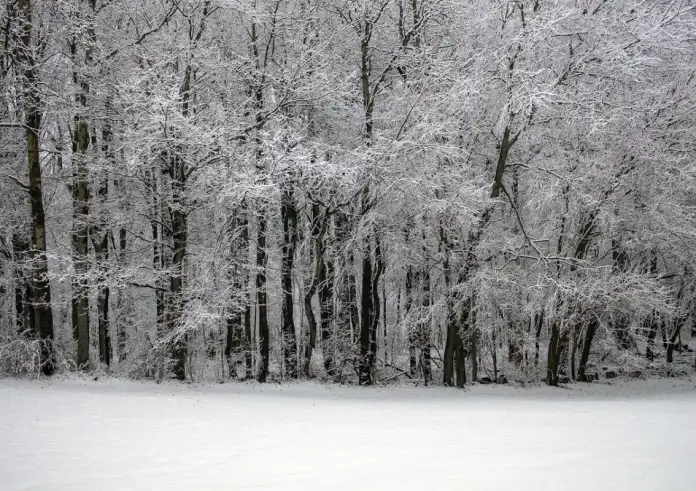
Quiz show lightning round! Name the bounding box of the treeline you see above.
[1,0,695,385]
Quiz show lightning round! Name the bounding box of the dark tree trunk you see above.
[225,209,249,378]
[93,119,113,367]
[334,211,356,358]
[68,0,95,370]
[406,266,416,376]
[547,319,569,386]
[358,234,374,385]
[419,261,431,384]
[369,235,384,379]
[470,297,478,383]
[16,0,55,374]
[381,269,387,363]
[570,324,578,381]
[441,224,466,387]
[167,154,188,381]
[94,231,110,367]
[303,205,322,376]
[303,278,319,376]
[577,319,597,382]
[71,100,91,369]
[280,181,298,379]
[117,214,128,362]
[534,311,544,367]
[225,311,242,379]
[304,204,333,376]
[454,323,466,387]
[666,317,685,364]
[149,170,166,365]
[244,303,253,378]
[442,227,455,386]
[547,320,561,386]
[319,249,335,375]
[256,206,270,383]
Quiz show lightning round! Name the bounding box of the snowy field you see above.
[1,377,695,491]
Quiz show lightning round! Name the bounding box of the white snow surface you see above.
[1,376,695,491]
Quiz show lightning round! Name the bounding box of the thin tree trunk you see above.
[71,91,91,369]
[534,311,543,366]
[280,181,298,379]
[358,231,374,385]
[244,302,252,378]
[256,205,269,383]
[406,266,416,376]
[319,246,335,375]
[92,114,113,367]
[225,210,248,378]
[470,297,478,383]
[419,260,431,384]
[370,234,384,379]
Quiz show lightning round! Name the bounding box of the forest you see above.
[1,0,695,387]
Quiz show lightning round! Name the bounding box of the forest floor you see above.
[1,375,695,490]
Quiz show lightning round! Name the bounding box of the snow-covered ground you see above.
[1,377,695,491]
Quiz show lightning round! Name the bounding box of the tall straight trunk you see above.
[256,205,270,383]
[319,245,335,375]
[71,91,91,369]
[114,170,128,362]
[570,324,577,380]
[92,171,111,367]
[645,315,658,358]
[225,210,249,378]
[280,181,298,379]
[148,170,166,347]
[68,0,95,368]
[406,266,416,375]
[666,316,685,364]
[94,233,110,366]
[577,318,598,382]
[16,0,55,373]
[370,235,384,372]
[92,113,113,367]
[534,311,543,366]
[419,262,431,383]
[547,320,561,386]
[225,310,242,378]
[167,153,187,380]
[334,211,355,354]
[348,253,359,344]
[470,297,478,383]
[547,318,569,386]
[165,55,196,380]
[454,323,466,387]
[441,225,457,386]
[381,270,387,363]
[358,233,374,385]
[244,303,252,378]
[492,324,498,384]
